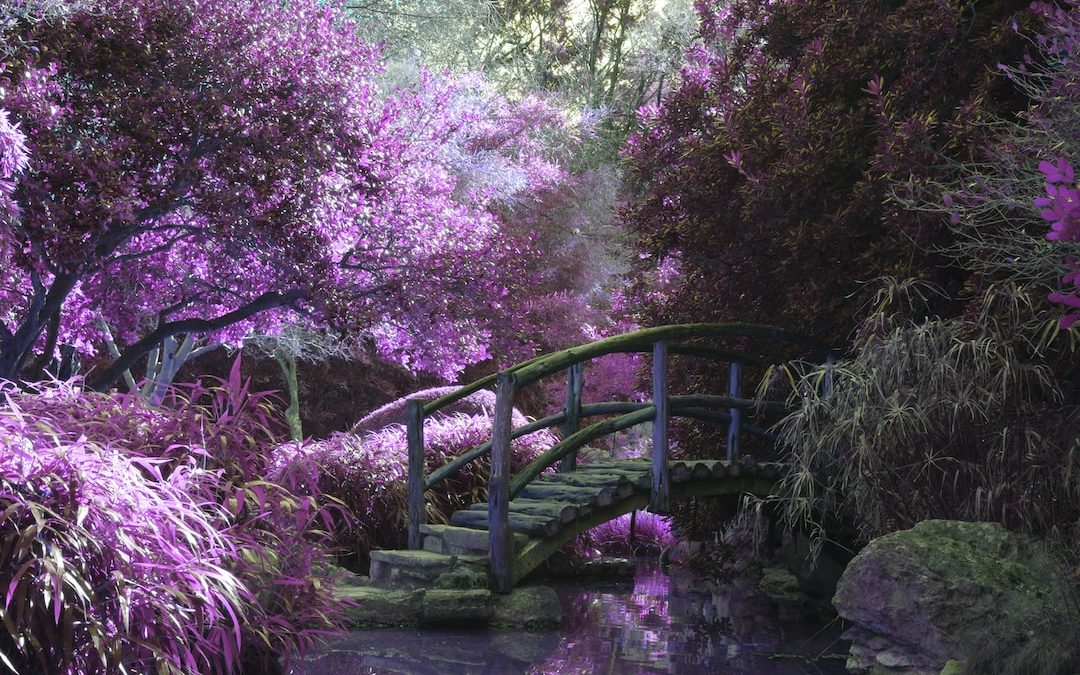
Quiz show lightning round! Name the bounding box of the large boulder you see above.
[833,520,1077,674]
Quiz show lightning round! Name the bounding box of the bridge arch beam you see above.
[511,475,777,584]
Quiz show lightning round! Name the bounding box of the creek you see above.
[291,560,849,674]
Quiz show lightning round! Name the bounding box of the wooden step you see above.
[451,510,562,538]
[517,483,618,507]
[468,498,582,524]
[574,465,651,488]
[538,471,630,489]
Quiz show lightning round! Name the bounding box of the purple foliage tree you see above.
[0,0,565,389]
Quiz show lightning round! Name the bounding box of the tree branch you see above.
[86,288,306,391]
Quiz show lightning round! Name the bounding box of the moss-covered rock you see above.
[338,586,424,626]
[492,586,562,628]
[423,589,493,623]
[833,520,1076,674]
[758,567,805,604]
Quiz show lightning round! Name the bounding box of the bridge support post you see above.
[726,361,742,461]
[650,340,671,513]
[559,362,584,472]
[406,399,425,550]
[490,371,516,593]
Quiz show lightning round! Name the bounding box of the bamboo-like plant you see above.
[772,280,1079,557]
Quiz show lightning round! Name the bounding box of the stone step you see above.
[369,549,487,590]
[336,584,562,628]
[419,523,530,555]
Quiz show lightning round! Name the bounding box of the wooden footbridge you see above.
[374,324,835,593]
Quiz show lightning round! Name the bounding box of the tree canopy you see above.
[0,0,569,387]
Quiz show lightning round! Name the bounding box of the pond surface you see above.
[291,561,849,674]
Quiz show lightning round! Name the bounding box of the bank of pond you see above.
[291,559,849,674]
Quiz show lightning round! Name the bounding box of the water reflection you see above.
[537,562,846,674]
[292,561,847,674]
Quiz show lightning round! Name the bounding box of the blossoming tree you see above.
[0,0,566,389]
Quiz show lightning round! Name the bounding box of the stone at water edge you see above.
[758,567,805,604]
[832,520,1074,674]
[423,589,493,623]
[492,586,562,628]
[338,586,424,626]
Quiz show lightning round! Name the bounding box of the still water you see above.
[292,561,849,674]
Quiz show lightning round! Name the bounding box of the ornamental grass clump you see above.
[0,375,350,674]
[0,395,249,674]
[773,281,1080,559]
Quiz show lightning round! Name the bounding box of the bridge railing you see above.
[405,323,836,592]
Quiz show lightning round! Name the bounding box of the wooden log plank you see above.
[452,510,562,538]
[688,461,712,480]
[759,462,780,480]
[586,459,652,470]
[670,461,692,483]
[518,483,615,507]
[574,465,651,488]
[539,471,628,488]
[406,399,425,550]
[468,499,579,524]
[710,461,730,479]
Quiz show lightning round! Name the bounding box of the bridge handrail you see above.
[421,323,834,417]
[504,404,781,498]
[424,394,791,490]
[506,323,833,388]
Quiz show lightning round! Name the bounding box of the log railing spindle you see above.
[559,362,584,472]
[650,340,671,513]
[406,399,425,550]
[726,361,742,461]
[489,371,516,593]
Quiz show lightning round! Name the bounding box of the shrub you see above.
[623,0,1035,346]
[0,376,348,673]
[0,389,248,674]
[272,397,556,561]
[567,511,678,559]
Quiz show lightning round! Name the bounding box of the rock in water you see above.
[833,520,1076,674]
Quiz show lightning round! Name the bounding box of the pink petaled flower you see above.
[1036,159,1080,328]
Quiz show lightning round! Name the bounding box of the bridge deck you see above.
[449,457,780,539]
[371,456,782,589]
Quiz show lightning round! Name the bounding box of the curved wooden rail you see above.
[424,394,790,490]
[421,323,832,416]
[405,322,837,591]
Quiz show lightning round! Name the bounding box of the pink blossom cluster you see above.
[1036,157,1080,329]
